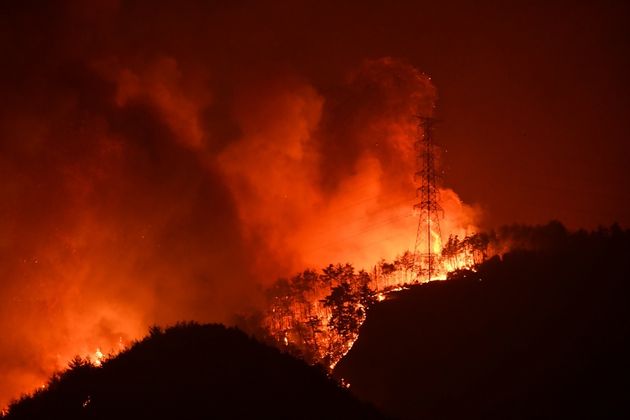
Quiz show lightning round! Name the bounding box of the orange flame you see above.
[0,56,480,407]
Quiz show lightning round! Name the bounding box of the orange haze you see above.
[0,2,478,407]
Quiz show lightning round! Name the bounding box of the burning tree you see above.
[321,266,376,366]
[259,264,377,368]
[251,232,496,370]
[441,232,491,270]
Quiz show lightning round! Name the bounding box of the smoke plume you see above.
[0,1,478,406]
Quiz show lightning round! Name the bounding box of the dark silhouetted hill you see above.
[4,323,382,420]
[335,223,630,419]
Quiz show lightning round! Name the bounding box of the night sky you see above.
[253,0,630,229]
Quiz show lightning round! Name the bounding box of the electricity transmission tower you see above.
[413,116,443,282]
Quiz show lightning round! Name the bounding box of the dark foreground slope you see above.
[335,225,630,420]
[4,323,381,420]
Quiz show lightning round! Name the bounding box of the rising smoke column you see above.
[218,57,479,276]
[0,1,479,408]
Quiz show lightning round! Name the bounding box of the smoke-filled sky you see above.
[1,0,628,407]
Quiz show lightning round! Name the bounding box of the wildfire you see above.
[92,348,104,367]
[256,236,488,371]
[0,48,484,408]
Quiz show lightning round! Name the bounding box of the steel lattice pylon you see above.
[413,116,443,281]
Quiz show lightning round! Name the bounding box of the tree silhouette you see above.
[322,267,376,363]
[255,263,377,368]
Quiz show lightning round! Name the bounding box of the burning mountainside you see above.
[2,0,627,415]
[245,230,492,370]
[0,3,484,408]
[0,49,479,406]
